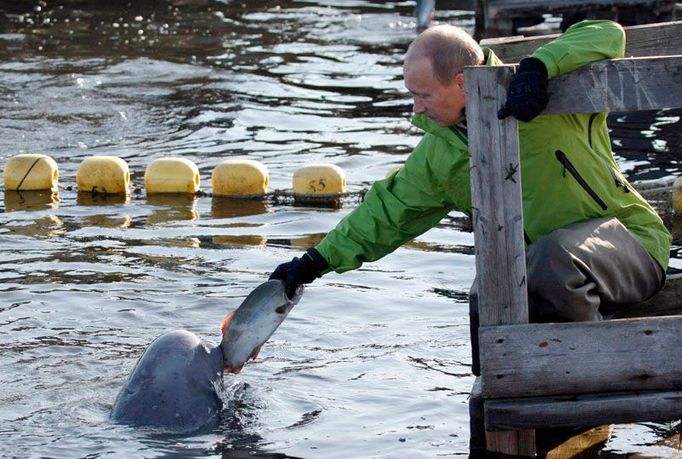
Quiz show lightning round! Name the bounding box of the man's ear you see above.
[454,72,465,91]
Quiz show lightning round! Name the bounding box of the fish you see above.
[220,279,303,373]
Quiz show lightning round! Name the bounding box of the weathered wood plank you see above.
[463,65,529,327]
[479,316,682,398]
[486,429,537,456]
[543,55,682,114]
[482,20,682,63]
[485,390,682,430]
[484,0,675,18]
[464,61,535,458]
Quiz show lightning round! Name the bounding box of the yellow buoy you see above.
[4,154,59,191]
[144,157,200,194]
[211,159,269,197]
[293,163,346,197]
[673,176,682,215]
[76,156,130,194]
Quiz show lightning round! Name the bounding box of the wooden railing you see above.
[464,21,682,457]
[474,0,677,36]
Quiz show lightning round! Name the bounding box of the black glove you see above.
[497,57,549,122]
[269,248,329,299]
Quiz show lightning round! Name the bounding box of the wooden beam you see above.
[543,55,682,114]
[479,316,682,398]
[484,0,675,18]
[464,62,535,458]
[485,390,682,430]
[482,20,682,62]
[463,65,529,326]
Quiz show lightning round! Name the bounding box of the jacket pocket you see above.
[555,150,608,210]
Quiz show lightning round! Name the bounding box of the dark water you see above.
[0,1,680,458]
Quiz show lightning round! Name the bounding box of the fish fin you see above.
[220,311,235,336]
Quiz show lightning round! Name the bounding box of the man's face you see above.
[403,55,466,127]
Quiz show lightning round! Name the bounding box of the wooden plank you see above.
[469,377,486,452]
[484,0,674,18]
[485,390,682,430]
[479,316,682,398]
[543,55,682,114]
[470,377,538,456]
[463,65,529,327]
[482,20,682,62]
[486,430,537,456]
[464,62,535,458]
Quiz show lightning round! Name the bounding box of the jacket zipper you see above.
[587,113,598,148]
[587,115,631,193]
[555,150,608,210]
[451,124,468,145]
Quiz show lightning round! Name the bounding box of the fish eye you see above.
[275,306,286,314]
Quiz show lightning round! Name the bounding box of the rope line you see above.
[15,157,43,191]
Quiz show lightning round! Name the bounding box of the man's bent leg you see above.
[526,217,664,322]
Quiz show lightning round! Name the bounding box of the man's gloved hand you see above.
[497,57,549,122]
[269,248,329,299]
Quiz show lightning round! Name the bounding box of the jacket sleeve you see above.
[315,132,471,273]
[531,20,626,78]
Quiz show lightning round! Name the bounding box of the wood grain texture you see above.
[463,65,529,327]
[480,316,682,398]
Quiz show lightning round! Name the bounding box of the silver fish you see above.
[220,280,302,373]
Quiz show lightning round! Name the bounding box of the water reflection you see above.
[146,193,199,224]
[77,192,130,206]
[80,214,132,229]
[211,197,270,219]
[4,190,60,211]
[287,233,326,251]
[212,235,267,248]
[2,214,65,238]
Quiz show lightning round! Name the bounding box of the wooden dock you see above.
[476,0,676,36]
[433,0,678,37]
[464,20,682,456]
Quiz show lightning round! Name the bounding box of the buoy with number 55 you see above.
[293,163,346,198]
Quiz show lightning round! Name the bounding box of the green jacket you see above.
[316,20,672,273]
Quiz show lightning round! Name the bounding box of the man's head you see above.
[403,25,483,127]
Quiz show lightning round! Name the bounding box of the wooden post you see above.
[464,64,528,327]
[464,64,534,456]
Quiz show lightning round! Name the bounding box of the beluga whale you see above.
[110,280,302,432]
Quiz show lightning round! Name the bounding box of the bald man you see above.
[269,21,670,375]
